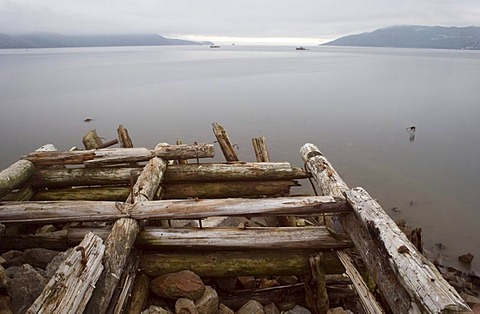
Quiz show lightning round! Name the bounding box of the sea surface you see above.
[1,45,479,271]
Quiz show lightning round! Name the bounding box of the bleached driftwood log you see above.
[0,196,348,223]
[301,143,471,314]
[0,144,56,198]
[27,232,105,314]
[24,144,214,166]
[346,187,471,314]
[86,157,166,314]
[28,162,308,188]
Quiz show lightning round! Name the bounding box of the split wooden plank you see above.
[28,162,308,188]
[252,136,270,162]
[27,232,105,314]
[336,250,384,314]
[136,226,352,250]
[24,144,214,166]
[346,187,471,314]
[212,122,239,161]
[0,196,349,223]
[139,250,345,277]
[301,143,471,314]
[0,144,56,198]
[304,253,329,314]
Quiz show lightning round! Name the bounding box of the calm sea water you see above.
[1,45,479,270]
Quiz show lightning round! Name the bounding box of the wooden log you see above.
[346,187,471,314]
[98,138,119,149]
[212,122,239,161]
[336,250,384,314]
[301,143,471,314]
[0,144,56,198]
[27,232,105,314]
[106,251,139,314]
[136,226,352,250]
[27,162,308,188]
[126,157,167,203]
[162,180,298,199]
[117,125,134,148]
[24,144,214,166]
[0,196,349,224]
[82,129,103,150]
[138,251,345,277]
[0,230,69,251]
[252,136,270,162]
[32,187,130,201]
[85,218,140,314]
[304,253,329,314]
[1,186,35,201]
[125,273,149,314]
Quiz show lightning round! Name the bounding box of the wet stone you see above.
[175,298,198,314]
[284,305,312,314]
[236,300,265,314]
[194,286,218,314]
[6,264,48,314]
[263,303,280,314]
[217,303,234,314]
[151,270,206,301]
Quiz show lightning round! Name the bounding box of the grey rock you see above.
[6,264,48,314]
[1,251,24,267]
[142,305,174,314]
[214,277,237,292]
[236,300,264,314]
[237,276,256,289]
[217,303,234,314]
[195,286,218,314]
[263,303,280,314]
[45,248,72,278]
[22,248,60,269]
[0,264,7,290]
[327,308,354,314]
[35,224,57,234]
[176,298,198,314]
[4,266,21,279]
[285,305,312,314]
[0,295,13,314]
[275,276,298,286]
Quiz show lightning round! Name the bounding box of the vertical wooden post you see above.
[125,273,150,314]
[82,129,103,150]
[117,125,134,148]
[176,139,189,165]
[252,136,270,162]
[304,253,329,314]
[212,122,239,162]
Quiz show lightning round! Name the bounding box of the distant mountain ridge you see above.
[323,25,480,50]
[0,33,213,49]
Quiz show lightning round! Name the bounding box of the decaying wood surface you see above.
[1,186,35,201]
[27,232,105,314]
[346,187,471,314]
[125,157,166,203]
[117,125,134,148]
[125,273,149,314]
[212,122,239,161]
[0,144,56,198]
[85,218,139,314]
[304,253,329,314]
[106,251,139,314]
[136,226,352,250]
[139,251,345,277]
[28,162,308,188]
[252,136,270,162]
[82,129,103,150]
[336,250,384,314]
[301,143,471,314]
[175,139,188,165]
[24,144,214,166]
[0,196,349,223]
[162,180,298,199]
[31,187,130,202]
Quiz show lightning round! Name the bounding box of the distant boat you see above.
[210,45,220,48]
[296,47,308,50]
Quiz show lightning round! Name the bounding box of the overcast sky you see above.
[1,0,479,44]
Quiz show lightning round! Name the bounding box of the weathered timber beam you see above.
[67,226,352,250]
[252,136,270,162]
[86,157,166,314]
[139,250,345,277]
[27,232,105,313]
[304,253,329,314]
[136,226,352,250]
[31,187,130,201]
[162,180,298,199]
[23,144,214,166]
[27,162,308,188]
[346,187,471,313]
[0,144,56,198]
[125,273,149,314]
[0,230,69,251]
[0,196,349,223]
[301,143,471,314]
[212,122,239,161]
[117,125,134,148]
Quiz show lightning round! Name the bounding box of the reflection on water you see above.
[0,45,479,270]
